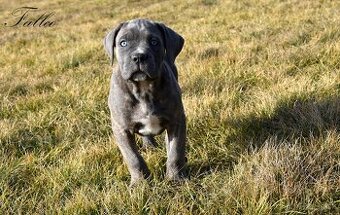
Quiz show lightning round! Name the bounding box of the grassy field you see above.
[0,0,339,214]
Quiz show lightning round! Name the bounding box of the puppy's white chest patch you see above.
[134,89,164,136]
[138,115,162,136]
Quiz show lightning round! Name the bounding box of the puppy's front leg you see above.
[113,128,150,186]
[166,115,187,180]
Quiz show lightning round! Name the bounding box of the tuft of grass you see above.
[0,0,339,214]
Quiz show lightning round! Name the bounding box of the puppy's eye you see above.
[120,40,128,47]
[150,39,158,46]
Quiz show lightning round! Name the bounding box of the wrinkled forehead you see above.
[117,20,162,39]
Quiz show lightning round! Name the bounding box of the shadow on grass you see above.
[189,95,339,177]
[229,95,339,146]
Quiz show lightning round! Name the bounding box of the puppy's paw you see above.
[166,168,188,182]
[166,157,188,182]
[129,177,145,188]
[129,171,152,188]
[165,173,188,187]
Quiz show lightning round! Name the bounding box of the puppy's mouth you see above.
[130,70,155,82]
[130,71,148,82]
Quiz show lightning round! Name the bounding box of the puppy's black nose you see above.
[131,53,148,63]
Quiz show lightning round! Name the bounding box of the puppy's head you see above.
[104,19,184,82]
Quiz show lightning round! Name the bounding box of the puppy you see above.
[104,19,186,186]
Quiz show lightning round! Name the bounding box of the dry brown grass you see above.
[0,0,339,214]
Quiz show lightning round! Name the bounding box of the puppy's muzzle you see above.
[129,52,157,82]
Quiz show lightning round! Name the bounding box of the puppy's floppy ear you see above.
[103,22,124,66]
[157,22,184,64]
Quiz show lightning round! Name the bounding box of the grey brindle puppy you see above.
[103,19,186,186]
